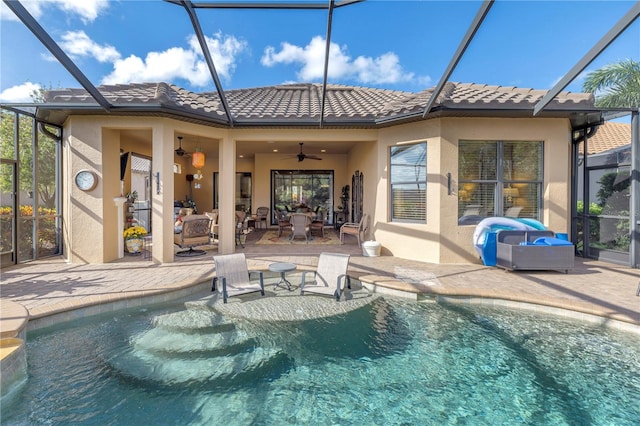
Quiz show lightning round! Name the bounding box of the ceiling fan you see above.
[287,143,322,162]
[175,136,191,157]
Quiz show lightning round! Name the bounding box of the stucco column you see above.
[113,197,127,258]
[218,135,236,254]
[151,122,176,263]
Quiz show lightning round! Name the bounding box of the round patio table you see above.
[269,262,296,291]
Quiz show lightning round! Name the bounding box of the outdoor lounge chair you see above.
[300,252,351,301]
[340,213,368,246]
[212,253,265,303]
[174,214,211,257]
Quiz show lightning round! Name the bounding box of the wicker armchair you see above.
[255,207,269,229]
[290,213,311,243]
[340,213,368,246]
[276,208,291,237]
[310,208,325,237]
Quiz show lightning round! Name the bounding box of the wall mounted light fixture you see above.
[154,172,161,194]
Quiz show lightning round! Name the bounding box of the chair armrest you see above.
[341,222,359,228]
[211,276,227,294]
[249,270,265,289]
[337,273,351,289]
[300,271,317,290]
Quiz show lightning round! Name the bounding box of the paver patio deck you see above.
[1,247,639,338]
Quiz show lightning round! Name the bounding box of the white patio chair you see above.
[212,253,265,303]
[300,252,351,301]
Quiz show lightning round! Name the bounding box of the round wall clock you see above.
[74,170,98,191]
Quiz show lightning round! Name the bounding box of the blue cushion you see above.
[532,237,573,246]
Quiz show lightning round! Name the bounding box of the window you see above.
[458,140,543,223]
[390,142,426,222]
[272,170,333,224]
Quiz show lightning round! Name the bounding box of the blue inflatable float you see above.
[473,217,546,265]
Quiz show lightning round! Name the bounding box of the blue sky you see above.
[1,0,639,103]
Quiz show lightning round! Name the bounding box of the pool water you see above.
[2,295,639,425]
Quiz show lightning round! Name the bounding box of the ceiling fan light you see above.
[175,136,185,156]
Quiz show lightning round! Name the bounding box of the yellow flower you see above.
[123,226,147,239]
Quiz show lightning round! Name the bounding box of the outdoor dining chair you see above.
[290,213,311,243]
[276,207,291,238]
[255,207,269,229]
[310,208,325,237]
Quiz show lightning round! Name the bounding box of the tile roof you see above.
[584,121,631,155]
[42,81,596,127]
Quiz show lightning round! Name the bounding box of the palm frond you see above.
[582,59,640,108]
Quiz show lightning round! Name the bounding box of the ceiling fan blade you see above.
[281,143,322,161]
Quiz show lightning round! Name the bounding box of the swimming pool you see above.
[2,292,639,425]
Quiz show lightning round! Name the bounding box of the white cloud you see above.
[60,31,121,63]
[193,32,247,81]
[54,0,108,23]
[0,82,42,102]
[102,33,247,87]
[1,0,108,22]
[261,36,421,86]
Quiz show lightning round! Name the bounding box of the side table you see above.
[268,262,296,291]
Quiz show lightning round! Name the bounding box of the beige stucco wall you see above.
[63,117,108,263]
[61,114,573,265]
[441,117,572,263]
[369,117,572,264]
[374,119,442,263]
[347,140,379,241]
[63,116,182,263]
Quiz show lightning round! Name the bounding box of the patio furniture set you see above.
[212,252,352,303]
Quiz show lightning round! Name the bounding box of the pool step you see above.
[131,326,249,354]
[105,304,291,387]
[108,344,287,386]
[152,307,232,332]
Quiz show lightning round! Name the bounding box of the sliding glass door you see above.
[213,172,252,213]
[271,170,333,225]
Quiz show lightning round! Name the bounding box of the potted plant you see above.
[123,225,147,254]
